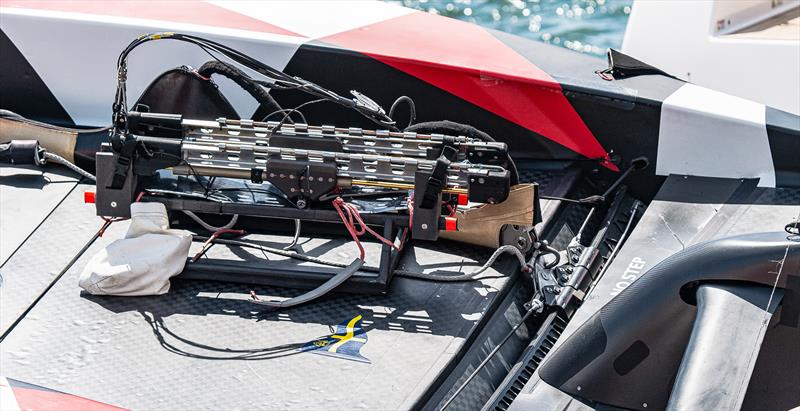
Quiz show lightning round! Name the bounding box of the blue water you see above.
[390,0,633,56]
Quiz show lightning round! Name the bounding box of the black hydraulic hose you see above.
[197,60,283,119]
[113,33,398,132]
[389,95,416,129]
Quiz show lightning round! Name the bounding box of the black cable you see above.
[154,150,213,193]
[112,33,398,133]
[261,109,307,124]
[389,96,416,129]
[268,99,330,136]
[197,60,283,118]
[539,194,605,205]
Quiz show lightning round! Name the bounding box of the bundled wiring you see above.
[112,32,397,137]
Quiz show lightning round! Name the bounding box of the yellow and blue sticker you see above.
[298,314,370,363]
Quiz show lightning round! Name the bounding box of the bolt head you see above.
[110,201,117,208]
[421,223,428,230]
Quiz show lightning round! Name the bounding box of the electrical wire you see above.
[393,245,529,281]
[182,210,238,232]
[261,108,307,124]
[195,236,380,271]
[268,99,329,136]
[284,219,302,250]
[389,95,416,129]
[112,32,398,134]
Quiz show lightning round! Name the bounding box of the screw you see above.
[577,386,581,391]
[296,199,307,209]
[421,223,428,230]
[553,287,561,295]
[643,404,648,408]
[110,201,117,208]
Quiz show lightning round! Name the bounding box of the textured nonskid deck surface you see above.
[0,164,572,410]
[507,175,800,411]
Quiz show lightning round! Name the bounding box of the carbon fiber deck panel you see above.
[0,179,92,335]
[511,176,800,411]
[0,165,572,410]
[0,165,79,265]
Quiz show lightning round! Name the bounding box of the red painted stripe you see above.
[0,0,302,37]
[322,12,615,169]
[10,386,127,411]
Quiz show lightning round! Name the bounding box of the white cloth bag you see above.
[79,202,192,296]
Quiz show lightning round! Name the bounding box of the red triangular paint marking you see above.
[322,12,615,169]
[10,385,127,411]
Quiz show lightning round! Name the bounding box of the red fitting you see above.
[444,216,458,231]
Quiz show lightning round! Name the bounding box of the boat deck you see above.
[0,163,575,410]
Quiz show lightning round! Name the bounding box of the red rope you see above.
[332,197,401,261]
[191,228,245,262]
[97,192,145,237]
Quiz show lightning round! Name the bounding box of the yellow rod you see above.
[350,179,467,194]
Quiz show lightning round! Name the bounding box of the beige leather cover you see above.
[440,183,536,248]
[0,117,77,162]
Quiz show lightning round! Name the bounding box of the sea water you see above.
[390,0,632,56]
